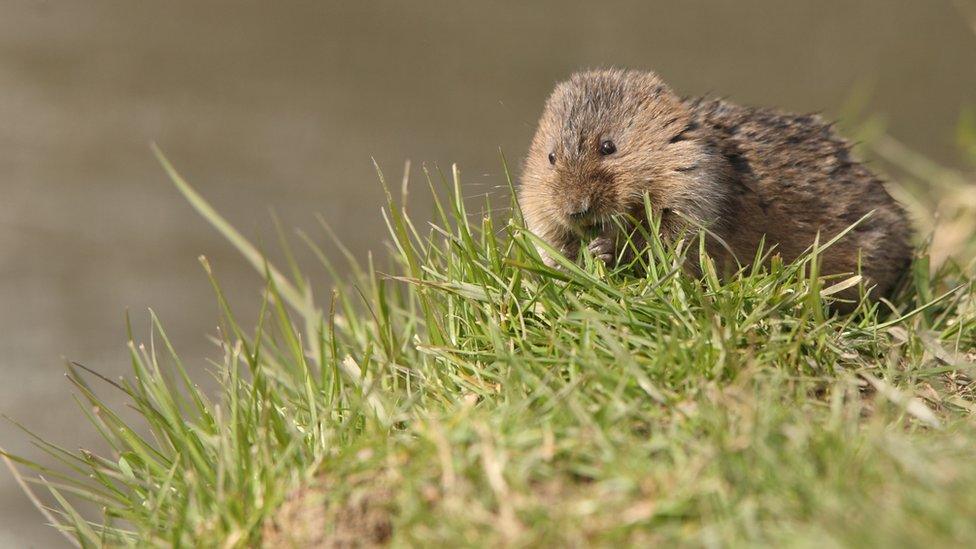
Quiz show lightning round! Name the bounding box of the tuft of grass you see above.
[3,143,976,547]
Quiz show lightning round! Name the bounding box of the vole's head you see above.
[520,69,725,241]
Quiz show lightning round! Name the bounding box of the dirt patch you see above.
[262,471,396,548]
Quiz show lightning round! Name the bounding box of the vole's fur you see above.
[520,69,912,301]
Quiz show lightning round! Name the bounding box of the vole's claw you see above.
[587,236,616,265]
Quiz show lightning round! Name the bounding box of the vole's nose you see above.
[568,207,590,220]
[567,198,592,220]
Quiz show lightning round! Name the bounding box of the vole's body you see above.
[520,69,911,300]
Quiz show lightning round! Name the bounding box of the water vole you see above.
[519,69,912,300]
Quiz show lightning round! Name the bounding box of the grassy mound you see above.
[4,146,976,547]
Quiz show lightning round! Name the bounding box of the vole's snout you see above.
[562,193,607,233]
[560,170,617,229]
[566,198,592,220]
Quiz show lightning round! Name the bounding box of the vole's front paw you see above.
[587,236,616,265]
[540,251,560,269]
[538,240,580,270]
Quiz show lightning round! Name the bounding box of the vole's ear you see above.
[668,121,699,144]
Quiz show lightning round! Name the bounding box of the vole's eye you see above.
[599,140,617,156]
[547,152,556,165]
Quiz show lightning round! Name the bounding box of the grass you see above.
[3,138,976,547]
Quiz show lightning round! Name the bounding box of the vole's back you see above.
[688,97,912,297]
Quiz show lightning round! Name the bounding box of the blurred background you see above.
[1,1,974,545]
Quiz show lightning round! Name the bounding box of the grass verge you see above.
[3,144,976,547]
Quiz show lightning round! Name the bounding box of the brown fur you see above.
[520,69,912,300]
